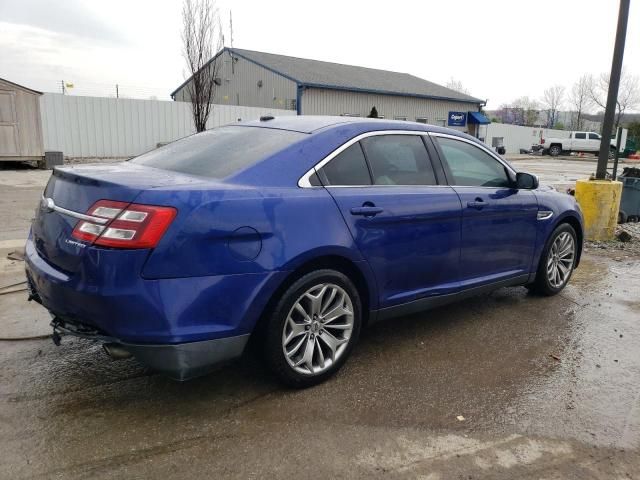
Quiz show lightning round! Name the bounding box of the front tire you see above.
[264,269,362,388]
[530,224,577,296]
[549,145,562,157]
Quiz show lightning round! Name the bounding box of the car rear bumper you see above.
[51,316,249,380]
[24,234,287,378]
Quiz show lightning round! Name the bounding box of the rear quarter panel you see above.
[136,185,365,277]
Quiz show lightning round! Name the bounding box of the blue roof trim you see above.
[468,111,491,124]
[301,83,482,104]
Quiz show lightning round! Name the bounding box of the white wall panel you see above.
[40,93,295,158]
[481,123,570,154]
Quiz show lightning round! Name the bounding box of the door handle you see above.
[467,198,487,210]
[350,206,383,217]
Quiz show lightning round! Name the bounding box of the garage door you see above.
[0,90,19,156]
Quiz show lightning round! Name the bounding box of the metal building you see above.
[0,78,44,162]
[171,48,490,136]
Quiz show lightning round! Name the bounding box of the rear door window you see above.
[131,126,305,179]
[360,135,437,185]
[574,132,587,139]
[317,143,372,186]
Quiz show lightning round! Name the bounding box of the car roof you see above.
[237,115,442,134]
[236,115,478,143]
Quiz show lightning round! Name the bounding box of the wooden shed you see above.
[0,78,44,162]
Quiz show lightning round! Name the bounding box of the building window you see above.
[436,119,446,127]
[415,117,428,124]
[394,116,408,121]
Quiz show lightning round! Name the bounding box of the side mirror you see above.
[516,172,539,189]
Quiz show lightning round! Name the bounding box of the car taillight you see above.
[71,200,177,249]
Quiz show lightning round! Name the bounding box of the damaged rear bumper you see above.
[51,317,249,380]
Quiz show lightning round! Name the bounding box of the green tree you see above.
[555,121,565,130]
[627,121,640,141]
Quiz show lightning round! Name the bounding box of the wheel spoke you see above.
[285,317,308,344]
[315,338,325,369]
[286,334,307,358]
[293,302,310,322]
[323,322,351,331]
[294,335,316,371]
[318,330,346,361]
[320,287,337,315]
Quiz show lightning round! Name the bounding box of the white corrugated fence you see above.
[480,123,570,154]
[39,93,295,158]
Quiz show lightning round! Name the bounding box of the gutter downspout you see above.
[296,84,304,115]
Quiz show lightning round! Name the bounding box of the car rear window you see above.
[131,126,305,179]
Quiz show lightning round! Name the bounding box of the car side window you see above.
[360,135,437,185]
[317,143,372,186]
[575,132,586,139]
[435,137,511,188]
[588,133,600,140]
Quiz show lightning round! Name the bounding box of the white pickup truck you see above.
[541,131,617,157]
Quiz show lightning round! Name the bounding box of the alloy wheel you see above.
[282,283,354,375]
[546,232,575,288]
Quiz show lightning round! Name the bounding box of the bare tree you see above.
[541,85,565,128]
[181,0,222,132]
[445,78,470,95]
[567,75,594,130]
[588,68,640,133]
[511,96,540,126]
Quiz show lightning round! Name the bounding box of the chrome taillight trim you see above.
[40,196,109,225]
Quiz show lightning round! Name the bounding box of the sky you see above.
[0,0,638,111]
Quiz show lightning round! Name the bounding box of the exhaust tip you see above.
[103,343,132,360]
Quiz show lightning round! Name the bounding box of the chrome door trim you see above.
[297,129,518,188]
[427,132,518,178]
[40,196,109,225]
[298,130,434,188]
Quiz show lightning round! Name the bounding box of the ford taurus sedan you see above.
[25,116,583,387]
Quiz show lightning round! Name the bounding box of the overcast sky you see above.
[0,0,638,110]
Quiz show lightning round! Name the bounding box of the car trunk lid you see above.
[31,162,204,273]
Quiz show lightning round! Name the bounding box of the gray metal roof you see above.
[172,48,483,104]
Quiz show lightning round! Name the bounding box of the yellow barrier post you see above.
[574,179,623,241]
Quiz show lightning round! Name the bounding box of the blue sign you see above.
[448,111,467,126]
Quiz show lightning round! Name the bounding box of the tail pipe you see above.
[103,343,133,360]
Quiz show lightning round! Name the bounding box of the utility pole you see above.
[230,11,234,48]
[61,80,65,95]
[116,84,119,99]
[596,0,630,179]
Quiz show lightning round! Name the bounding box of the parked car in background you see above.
[25,116,584,387]
[542,131,617,157]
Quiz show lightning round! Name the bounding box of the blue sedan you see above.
[25,116,583,387]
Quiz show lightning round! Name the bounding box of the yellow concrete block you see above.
[574,179,622,241]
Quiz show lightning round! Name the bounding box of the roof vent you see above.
[260,115,275,121]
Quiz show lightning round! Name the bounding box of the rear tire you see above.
[549,145,562,157]
[263,269,361,388]
[618,211,627,224]
[529,223,577,296]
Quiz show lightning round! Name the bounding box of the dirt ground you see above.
[0,159,639,479]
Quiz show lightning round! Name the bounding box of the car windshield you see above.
[131,126,305,179]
